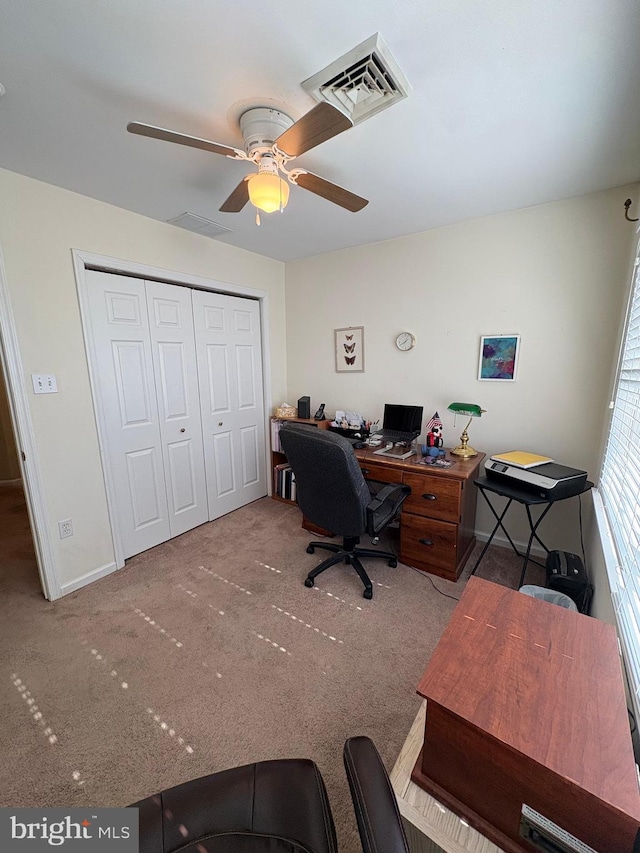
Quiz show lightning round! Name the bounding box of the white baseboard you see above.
[475,530,547,561]
[60,561,118,596]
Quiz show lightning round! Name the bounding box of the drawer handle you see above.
[361,468,371,476]
[422,493,437,501]
[419,538,434,547]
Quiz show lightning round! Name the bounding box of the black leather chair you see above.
[279,423,410,599]
[132,736,409,853]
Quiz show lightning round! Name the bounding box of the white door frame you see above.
[0,244,61,600]
[72,250,273,570]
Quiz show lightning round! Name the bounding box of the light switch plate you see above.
[31,374,58,394]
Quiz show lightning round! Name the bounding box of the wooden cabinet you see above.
[412,577,640,853]
[358,450,484,582]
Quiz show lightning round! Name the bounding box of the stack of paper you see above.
[490,451,554,469]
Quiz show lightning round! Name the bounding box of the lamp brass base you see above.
[450,443,479,458]
[450,426,478,458]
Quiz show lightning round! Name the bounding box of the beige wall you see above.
[0,359,21,481]
[0,168,286,592]
[285,184,639,556]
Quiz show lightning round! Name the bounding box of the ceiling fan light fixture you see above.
[247,172,290,214]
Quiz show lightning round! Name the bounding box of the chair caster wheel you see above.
[388,558,398,568]
[304,578,315,588]
[363,588,373,600]
[306,546,315,554]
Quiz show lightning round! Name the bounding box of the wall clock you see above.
[395,332,416,351]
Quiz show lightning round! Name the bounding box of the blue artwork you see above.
[478,335,520,381]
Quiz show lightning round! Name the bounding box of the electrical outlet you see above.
[58,518,73,539]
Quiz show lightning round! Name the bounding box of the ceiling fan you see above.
[127,103,368,224]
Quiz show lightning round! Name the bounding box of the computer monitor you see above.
[378,404,423,441]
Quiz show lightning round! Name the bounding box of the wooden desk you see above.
[271,421,484,582]
[411,576,640,853]
[356,448,484,582]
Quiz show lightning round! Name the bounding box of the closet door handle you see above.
[422,493,437,501]
[419,538,434,547]
[218,422,223,426]
[180,428,186,433]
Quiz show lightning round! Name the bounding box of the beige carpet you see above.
[0,483,542,850]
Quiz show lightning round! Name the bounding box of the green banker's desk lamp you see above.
[447,402,486,458]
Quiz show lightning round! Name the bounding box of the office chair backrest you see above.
[280,423,371,537]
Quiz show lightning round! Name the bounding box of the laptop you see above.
[375,404,423,443]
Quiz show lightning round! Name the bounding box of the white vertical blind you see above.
[600,242,640,703]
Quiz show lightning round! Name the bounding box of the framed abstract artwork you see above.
[478,334,520,381]
[335,326,365,372]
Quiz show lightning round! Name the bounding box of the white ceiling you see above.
[1,0,639,262]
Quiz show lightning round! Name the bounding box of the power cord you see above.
[409,566,460,601]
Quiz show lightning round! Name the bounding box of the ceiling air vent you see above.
[166,212,232,239]
[302,33,411,125]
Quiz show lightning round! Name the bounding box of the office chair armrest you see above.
[343,737,409,853]
[367,482,410,514]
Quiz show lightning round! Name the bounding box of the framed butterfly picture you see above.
[335,326,365,372]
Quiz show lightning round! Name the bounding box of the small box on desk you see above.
[411,577,640,853]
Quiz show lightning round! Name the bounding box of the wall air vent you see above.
[166,212,232,239]
[302,33,411,125]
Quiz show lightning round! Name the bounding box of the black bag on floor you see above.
[545,550,593,614]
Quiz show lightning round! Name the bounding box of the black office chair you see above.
[132,736,409,853]
[279,423,410,599]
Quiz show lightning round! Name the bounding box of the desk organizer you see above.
[328,425,370,440]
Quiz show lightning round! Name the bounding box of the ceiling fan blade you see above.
[219,176,251,212]
[274,103,353,157]
[293,171,368,212]
[127,122,244,158]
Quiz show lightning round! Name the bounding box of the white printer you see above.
[485,452,588,500]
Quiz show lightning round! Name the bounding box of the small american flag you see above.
[425,412,443,432]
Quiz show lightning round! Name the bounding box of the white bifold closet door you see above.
[85,271,265,561]
[145,279,209,538]
[192,289,267,520]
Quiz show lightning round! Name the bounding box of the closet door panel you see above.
[206,344,231,412]
[240,425,260,486]
[212,431,235,497]
[193,290,267,520]
[145,281,208,536]
[127,448,165,529]
[86,271,170,559]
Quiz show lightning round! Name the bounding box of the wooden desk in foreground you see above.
[410,576,640,853]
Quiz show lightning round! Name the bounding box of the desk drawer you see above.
[402,473,461,522]
[359,461,403,484]
[400,515,457,580]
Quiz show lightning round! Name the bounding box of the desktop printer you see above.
[485,458,588,500]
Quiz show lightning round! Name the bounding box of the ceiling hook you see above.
[624,199,639,222]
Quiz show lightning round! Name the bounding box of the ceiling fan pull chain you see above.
[255,209,261,226]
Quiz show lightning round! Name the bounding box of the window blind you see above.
[600,243,640,702]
